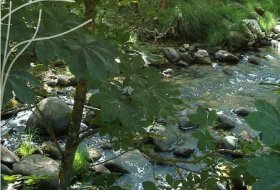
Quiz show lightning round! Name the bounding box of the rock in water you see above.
[26,97,72,136]
[215,50,239,63]
[216,115,236,130]
[163,47,180,63]
[233,107,252,117]
[194,49,211,64]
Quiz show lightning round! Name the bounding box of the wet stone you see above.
[216,115,236,130]
[233,107,252,117]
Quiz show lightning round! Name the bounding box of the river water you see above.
[114,47,280,189]
[1,47,279,190]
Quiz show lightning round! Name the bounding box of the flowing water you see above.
[1,47,280,190]
[114,47,280,189]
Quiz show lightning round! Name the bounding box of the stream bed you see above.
[1,47,280,190]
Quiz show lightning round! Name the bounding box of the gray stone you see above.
[13,154,59,177]
[194,50,211,64]
[104,160,129,174]
[57,75,69,87]
[233,107,252,117]
[42,141,61,160]
[183,44,190,50]
[215,50,239,63]
[178,116,196,130]
[1,163,13,175]
[242,19,265,41]
[180,52,193,63]
[107,150,150,174]
[147,124,177,152]
[216,115,235,130]
[87,147,102,162]
[173,146,194,158]
[1,145,20,166]
[26,97,72,136]
[222,136,238,150]
[163,47,180,63]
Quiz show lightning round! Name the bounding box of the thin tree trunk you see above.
[59,79,87,190]
[84,0,101,32]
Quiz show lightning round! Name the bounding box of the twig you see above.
[91,151,127,166]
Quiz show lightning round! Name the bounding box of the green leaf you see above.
[4,70,39,104]
[142,181,157,190]
[277,96,280,112]
[189,106,217,128]
[247,155,280,190]
[166,174,173,186]
[245,99,280,146]
[67,35,119,88]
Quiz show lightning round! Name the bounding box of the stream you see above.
[1,46,280,190]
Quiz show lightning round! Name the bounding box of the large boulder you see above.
[26,97,72,136]
[12,154,59,177]
[1,145,20,166]
[215,50,239,63]
[163,47,180,63]
[242,19,265,41]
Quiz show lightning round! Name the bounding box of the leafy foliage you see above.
[245,98,280,146]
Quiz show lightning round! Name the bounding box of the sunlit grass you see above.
[73,144,90,175]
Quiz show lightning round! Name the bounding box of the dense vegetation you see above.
[1,0,280,189]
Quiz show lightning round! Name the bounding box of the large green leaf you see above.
[67,35,119,88]
[247,155,280,190]
[245,99,280,146]
[4,70,40,104]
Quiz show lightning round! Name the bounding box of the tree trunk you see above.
[84,0,101,32]
[59,79,87,190]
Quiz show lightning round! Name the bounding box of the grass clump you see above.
[73,144,90,176]
[259,12,277,32]
[17,131,39,157]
